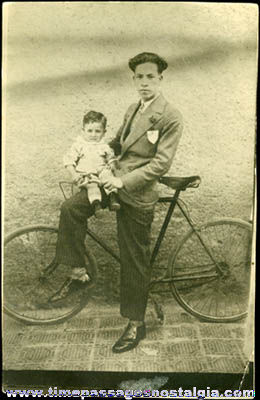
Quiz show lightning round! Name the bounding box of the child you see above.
[49,111,120,297]
[63,110,120,218]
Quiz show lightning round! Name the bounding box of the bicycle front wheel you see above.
[169,218,252,322]
[3,225,98,325]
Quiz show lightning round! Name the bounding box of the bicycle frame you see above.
[85,190,182,266]
[59,181,224,280]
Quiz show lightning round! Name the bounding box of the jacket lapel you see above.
[120,102,141,143]
[120,94,166,158]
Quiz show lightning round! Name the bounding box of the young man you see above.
[54,52,183,354]
[102,52,183,353]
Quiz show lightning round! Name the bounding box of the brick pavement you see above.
[3,299,247,373]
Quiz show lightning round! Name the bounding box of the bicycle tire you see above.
[3,225,98,325]
[168,218,252,322]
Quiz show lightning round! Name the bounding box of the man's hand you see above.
[108,158,121,173]
[101,176,123,191]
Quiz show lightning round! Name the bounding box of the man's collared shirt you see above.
[123,93,161,141]
[139,92,160,113]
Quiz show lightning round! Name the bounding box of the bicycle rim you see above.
[169,218,252,322]
[3,225,97,325]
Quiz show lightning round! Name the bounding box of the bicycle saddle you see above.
[159,175,201,190]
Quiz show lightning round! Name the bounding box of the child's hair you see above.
[83,110,107,130]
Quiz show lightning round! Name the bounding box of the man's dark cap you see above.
[128,52,168,73]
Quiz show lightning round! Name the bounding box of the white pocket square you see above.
[147,130,159,144]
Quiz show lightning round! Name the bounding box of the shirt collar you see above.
[77,136,105,145]
[140,92,161,113]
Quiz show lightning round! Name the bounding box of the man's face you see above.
[133,62,162,102]
[82,122,105,143]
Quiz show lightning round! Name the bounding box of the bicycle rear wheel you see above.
[3,225,98,325]
[169,218,252,322]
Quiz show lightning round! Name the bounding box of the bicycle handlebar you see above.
[59,181,75,200]
[59,174,201,201]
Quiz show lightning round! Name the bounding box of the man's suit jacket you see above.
[109,94,183,208]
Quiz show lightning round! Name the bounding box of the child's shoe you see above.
[109,192,121,211]
[92,200,104,219]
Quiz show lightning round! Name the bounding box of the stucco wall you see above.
[3,3,257,301]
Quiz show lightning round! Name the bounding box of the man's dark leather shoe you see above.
[50,278,90,302]
[112,322,146,353]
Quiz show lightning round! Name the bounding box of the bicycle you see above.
[3,175,253,325]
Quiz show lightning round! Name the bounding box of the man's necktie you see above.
[123,103,145,141]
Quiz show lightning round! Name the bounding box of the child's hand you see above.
[88,174,101,185]
[66,166,83,185]
[72,173,84,185]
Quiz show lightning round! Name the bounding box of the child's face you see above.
[82,122,105,142]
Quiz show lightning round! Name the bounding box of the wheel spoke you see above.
[212,225,225,262]
[208,292,217,317]
[4,226,96,324]
[170,220,252,322]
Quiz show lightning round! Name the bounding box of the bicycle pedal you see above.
[157,309,164,324]
[155,304,164,324]
[158,315,164,325]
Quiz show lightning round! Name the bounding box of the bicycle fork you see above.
[176,201,227,277]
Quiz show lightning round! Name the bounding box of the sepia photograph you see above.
[2,1,257,395]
